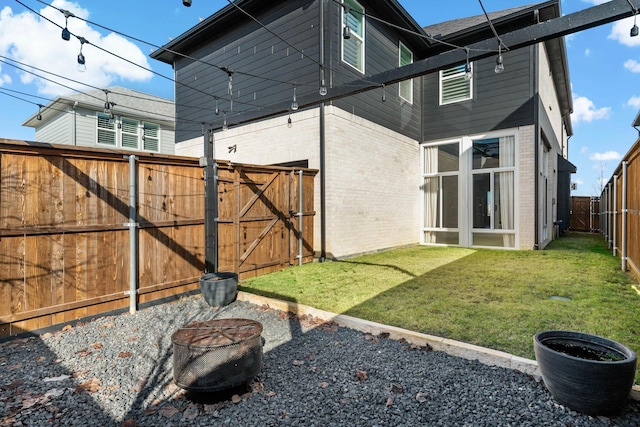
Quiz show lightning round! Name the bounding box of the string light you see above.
[494,44,504,74]
[37,104,43,120]
[627,0,639,37]
[291,85,299,111]
[222,113,228,131]
[287,113,292,128]
[183,0,192,6]
[77,36,87,72]
[215,97,220,115]
[60,9,74,41]
[464,48,473,80]
[319,77,328,96]
[381,84,386,102]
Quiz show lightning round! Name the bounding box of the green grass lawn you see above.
[240,232,640,382]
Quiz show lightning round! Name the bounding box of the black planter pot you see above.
[534,330,637,416]
[199,272,238,308]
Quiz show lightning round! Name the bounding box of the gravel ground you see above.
[1,294,639,427]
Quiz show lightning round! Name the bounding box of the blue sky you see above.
[1,0,639,196]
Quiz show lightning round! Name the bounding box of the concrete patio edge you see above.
[237,291,640,401]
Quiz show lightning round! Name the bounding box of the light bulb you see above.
[631,24,639,37]
[319,86,327,96]
[183,0,192,6]
[494,54,504,74]
[465,63,473,80]
[291,101,299,111]
[77,53,86,72]
[343,26,351,40]
[287,116,292,128]
[62,28,70,41]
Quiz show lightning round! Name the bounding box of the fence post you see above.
[125,154,139,314]
[622,161,628,272]
[613,175,617,256]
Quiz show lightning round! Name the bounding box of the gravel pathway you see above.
[1,295,639,426]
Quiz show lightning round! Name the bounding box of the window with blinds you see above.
[97,113,116,146]
[143,123,160,152]
[439,64,473,105]
[342,0,364,73]
[121,118,139,149]
[399,42,413,103]
[95,113,160,152]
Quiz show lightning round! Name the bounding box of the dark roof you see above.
[633,110,640,128]
[423,5,537,38]
[151,0,432,64]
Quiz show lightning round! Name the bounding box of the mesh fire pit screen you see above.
[172,318,263,392]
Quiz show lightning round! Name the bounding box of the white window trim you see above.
[95,112,161,152]
[341,0,365,74]
[439,64,473,105]
[96,112,116,147]
[420,140,461,246]
[398,41,413,104]
[466,130,519,248]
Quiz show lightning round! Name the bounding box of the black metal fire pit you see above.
[172,318,263,392]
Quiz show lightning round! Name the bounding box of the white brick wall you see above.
[324,107,420,258]
[518,125,536,249]
[176,106,421,259]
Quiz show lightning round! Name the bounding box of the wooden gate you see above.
[216,163,316,278]
[570,196,600,232]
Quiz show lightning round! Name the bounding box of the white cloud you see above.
[581,0,610,4]
[624,59,640,73]
[608,16,640,47]
[574,178,584,186]
[571,93,612,124]
[590,151,621,161]
[580,146,589,155]
[627,96,640,108]
[0,1,152,96]
[584,48,591,56]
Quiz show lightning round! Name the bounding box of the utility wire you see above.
[14,0,272,111]
[478,0,509,50]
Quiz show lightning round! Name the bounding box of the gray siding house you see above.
[151,0,574,258]
[22,87,175,155]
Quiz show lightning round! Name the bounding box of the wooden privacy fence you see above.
[569,196,600,232]
[0,140,316,337]
[599,136,640,280]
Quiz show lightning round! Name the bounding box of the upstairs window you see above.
[97,113,116,146]
[342,0,365,73]
[143,123,160,152]
[440,64,473,105]
[96,113,160,152]
[121,117,139,149]
[399,42,413,103]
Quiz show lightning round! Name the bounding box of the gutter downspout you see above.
[72,101,78,146]
[622,161,628,271]
[533,45,540,250]
[319,0,327,261]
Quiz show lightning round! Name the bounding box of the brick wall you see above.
[176,106,421,259]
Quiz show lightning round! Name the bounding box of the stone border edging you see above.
[237,291,640,401]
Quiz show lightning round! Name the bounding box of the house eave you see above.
[150,0,432,64]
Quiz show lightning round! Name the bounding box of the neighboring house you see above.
[151,0,574,258]
[22,86,175,154]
